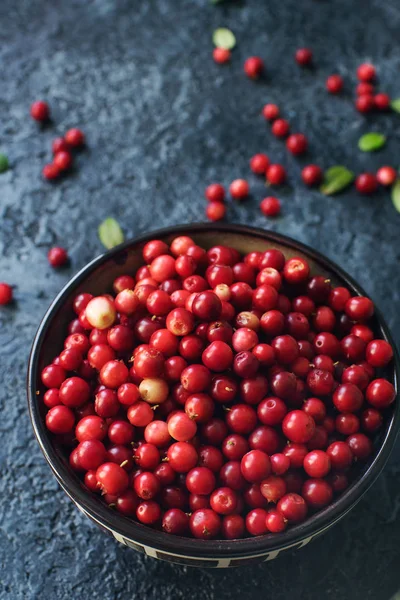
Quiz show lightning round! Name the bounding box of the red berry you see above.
[250,153,270,175]
[303,450,331,478]
[30,100,50,121]
[277,493,307,523]
[301,164,323,186]
[205,183,225,203]
[241,450,271,482]
[260,196,281,217]
[210,487,238,515]
[0,283,13,305]
[302,479,333,508]
[355,94,375,113]
[52,137,70,154]
[266,164,287,186]
[271,119,290,138]
[282,410,315,443]
[366,378,395,408]
[96,462,129,495]
[244,56,264,79]
[374,93,390,111]
[326,74,343,94]
[346,433,373,461]
[190,508,221,539]
[345,296,374,321]
[356,82,374,96]
[213,47,231,64]
[376,166,397,186]
[136,501,161,525]
[46,405,75,434]
[262,104,280,121]
[260,475,287,503]
[355,173,378,194]
[229,179,249,200]
[206,202,226,221]
[246,508,268,535]
[266,509,287,533]
[366,339,393,367]
[357,63,376,82]
[327,441,353,471]
[54,151,73,171]
[48,247,68,267]
[65,128,85,147]
[283,257,310,284]
[295,48,313,66]
[42,163,60,180]
[286,133,308,155]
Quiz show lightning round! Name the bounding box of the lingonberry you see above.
[345,296,374,321]
[246,508,268,535]
[210,487,238,515]
[85,296,116,330]
[244,56,264,79]
[47,246,68,268]
[232,327,258,351]
[270,371,297,400]
[295,47,313,66]
[213,47,231,64]
[286,133,308,155]
[46,405,75,434]
[127,401,154,427]
[266,509,287,533]
[336,412,360,436]
[222,514,245,539]
[366,378,395,408]
[266,164,287,185]
[326,441,353,471]
[167,442,198,472]
[357,63,376,82]
[136,501,161,525]
[341,334,366,362]
[302,479,333,508]
[134,443,160,470]
[272,335,299,364]
[262,103,280,121]
[346,433,373,461]
[168,411,197,441]
[241,450,271,483]
[277,493,307,523]
[314,332,341,357]
[42,163,60,180]
[190,508,221,539]
[0,282,13,305]
[329,287,351,312]
[326,74,344,94]
[355,173,378,193]
[65,128,85,147]
[303,450,331,478]
[361,408,383,433]
[31,100,50,121]
[283,410,315,443]
[240,375,268,405]
[270,453,290,476]
[210,374,237,404]
[229,179,249,200]
[376,166,397,186]
[283,257,310,284]
[355,95,375,113]
[206,202,226,221]
[366,339,393,367]
[283,443,308,469]
[356,82,374,96]
[342,365,369,391]
[301,164,323,186]
[257,397,287,426]
[374,93,390,110]
[271,119,290,138]
[205,183,225,203]
[226,404,257,435]
[233,351,259,378]
[253,284,278,312]
[166,308,195,336]
[54,150,73,171]
[96,462,129,495]
[250,153,270,175]
[260,196,281,217]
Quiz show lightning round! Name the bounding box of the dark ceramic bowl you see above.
[28,224,400,568]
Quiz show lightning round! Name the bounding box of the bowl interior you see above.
[28,224,400,560]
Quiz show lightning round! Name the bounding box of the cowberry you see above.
[295,48,313,66]
[30,100,50,121]
[262,103,280,121]
[205,183,225,203]
[286,133,308,155]
[376,166,397,186]
[271,119,290,138]
[65,128,85,147]
[244,56,264,79]
[326,74,344,94]
[260,196,281,217]
[266,164,286,185]
[355,95,375,113]
[301,165,323,186]
[357,63,376,82]
[0,283,13,305]
[213,47,231,64]
[229,179,249,200]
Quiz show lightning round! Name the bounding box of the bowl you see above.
[27,223,400,568]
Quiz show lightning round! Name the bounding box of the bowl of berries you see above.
[27,223,399,567]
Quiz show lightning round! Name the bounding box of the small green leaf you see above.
[320,166,355,196]
[390,98,400,113]
[212,28,236,50]
[391,179,400,213]
[0,153,9,173]
[98,218,124,249]
[358,132,386,152]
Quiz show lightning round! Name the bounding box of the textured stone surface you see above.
[0,0,400,598]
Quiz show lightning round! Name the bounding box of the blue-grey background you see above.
[0,0,399,598]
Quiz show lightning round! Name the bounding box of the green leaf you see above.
[320,166,355,196]
[391,179,400,213]
[212,28,236,50]
[98,218,124,249]
[358,132,386,152]
[390,98,400,113]
[0,153,9,173]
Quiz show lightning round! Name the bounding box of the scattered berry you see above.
[42,163,60,181]
[260,196,281,217]
[295,48,313,66]
[376,166,397,187]
[206,202,226,222]
[262,104,280,121]
[271,119,290,138]
[374,93,390,111]
[326,75,344,94]
[244,57,264,79]
[65,128,85,148]
[286,134,308,155]
[54,151,73,171]
[213,48,231,64]
[48,247,69,268]
[355,173,378,194]
[266,164,286,185]
[30,101,50,122]
[0,283,13,305]
[301,165,323,186]
[205,184,225,203]
[250,154,270,175]
[229,179,249,200]
[357,63,376,82]
[355,94,375,113]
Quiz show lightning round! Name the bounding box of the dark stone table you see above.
[1,0,399,598]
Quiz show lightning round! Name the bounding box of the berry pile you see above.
[40,236,396,540]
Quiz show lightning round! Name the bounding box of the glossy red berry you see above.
[355,95,375,113]
[244,56,264,79]
[376,166,397,186]
[213,47,231,64]
[0,283,13,305]
[366,378,395,408]
[374,93,390,110]
[266,164,286,185]
[295,48,313,66]
[277,493,307,523]
[190,508,221,539]
[30,100,50,121]
[262,104,280,121]
[65,128,85,147]
[48,247,68,267]
[302,479,333,508]
[356,82,374,96]
[54,151,73,171]
[286,133,308,155]
[42,163,60,180]
[357,63,376,82]
[229,179,249,200]
[282,410,315,443]
[326,74,343,94]
[206,202,226,221]
[366,339,393,367]
[250,153,270,175]
[303,450,331,478]
[260,196,281,217]
[240,450,271,482]
[205,183,225,203]
[301,165,323,186]
[271,119,290,138]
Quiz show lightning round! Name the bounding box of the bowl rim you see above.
[27,223,400,559]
